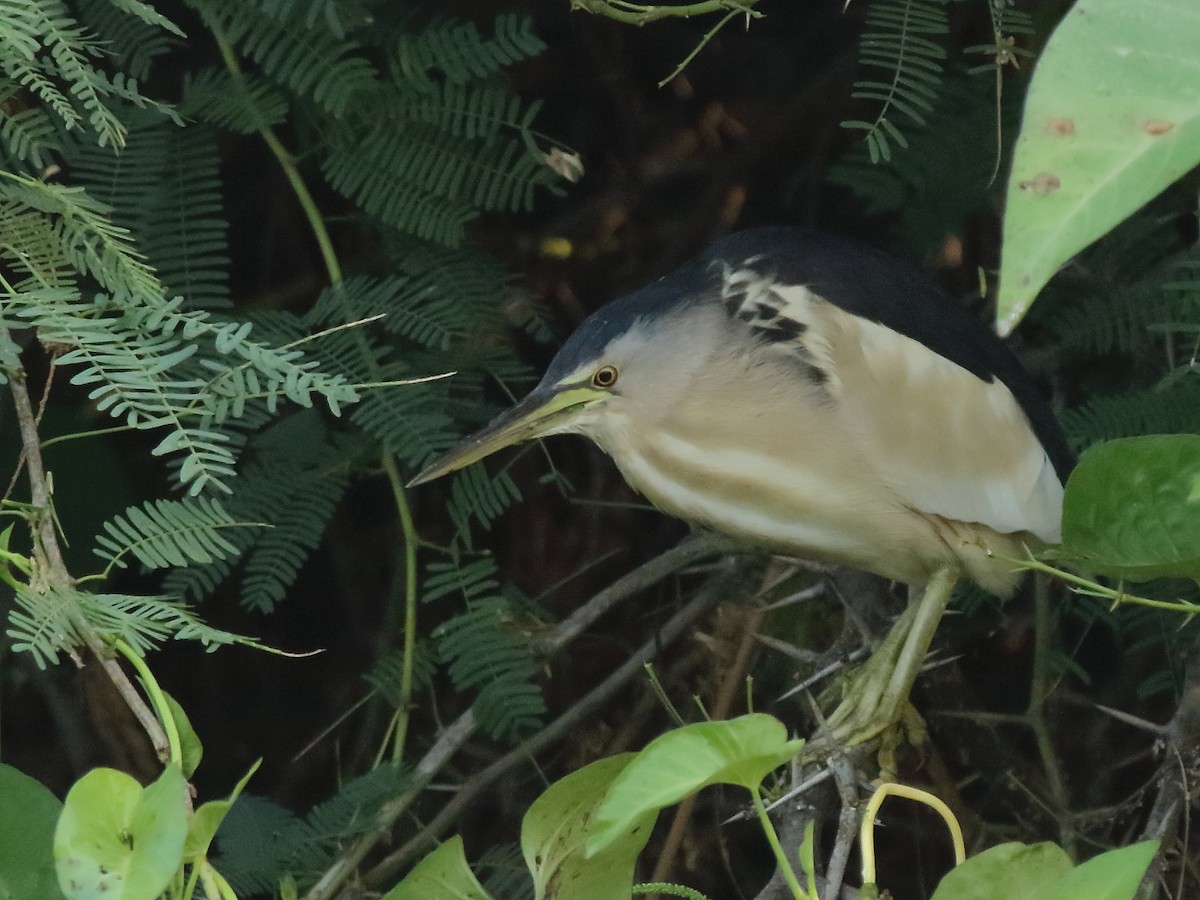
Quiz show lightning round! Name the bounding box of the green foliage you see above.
[428,555,547,741]
[7,587,254,667]
[830,72,1020,254]
[522,754,649,900]
[54,765,190,900]
[389,717,804,900]
[215,765,412,893]
[930,839,1158,900]
[93,497,254,572]
[1060,435,1200,582]
[380,834,493,900]
[842,0,949,163]
[0,764,62,899]
[996,0,1200,333]
[393,14,547,84]
[186,0,376,117]
[585,715,804,855]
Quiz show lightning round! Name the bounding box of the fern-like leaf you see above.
[1059,384,1200,452]
[7,586,255,668]
[93,497,259,571]
[434,594,545,740]
[842,0,949,163]
[179,66,290,135]
[67,115,234,309]
[447,464,521,551]
[394,14,547,85]
[186,0,376,117]
[0,105,60,170]
[75,0,175,80]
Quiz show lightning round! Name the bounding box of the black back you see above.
[549,227,1075,481]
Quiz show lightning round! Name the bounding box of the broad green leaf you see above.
[0,765,64,900]
[996,0,1200,333]
[1061,435,1200,581]
[522,754,654,900]
[931,842,1072,900]
[162,691,203,779]
[380,835,494,900]
[54,765,189,900]
[585,715,803,856]
[1030,840,1157,900]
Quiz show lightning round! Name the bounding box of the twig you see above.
[8,367,170,760]
[545,531,733,653]
[303,537,737,900]
[652,592,769,884]
[1028,572,1074,854]
[354,567,743,896]
[1135,633,1200,900]
[824,754,861,900]
[570,0,761,26]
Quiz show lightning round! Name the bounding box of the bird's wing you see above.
[814,296,1064,542]
[717,267,1063,542]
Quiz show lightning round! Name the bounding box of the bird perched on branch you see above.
[411,226,1073,746]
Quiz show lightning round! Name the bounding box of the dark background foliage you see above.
[2,1,1198,898]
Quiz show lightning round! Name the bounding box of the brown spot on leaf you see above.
[1018,172,1061,195]
[1046,117,1075,136]
[1144,120,1174,135]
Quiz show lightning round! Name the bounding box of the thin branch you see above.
[302,537,739,900]
[824,754,861,900]
[1136,633,1200,900]
[570,0,761,26]
[353,564,746,897]
[8,365,170,760]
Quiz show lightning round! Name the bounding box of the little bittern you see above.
[411,227,1073,746]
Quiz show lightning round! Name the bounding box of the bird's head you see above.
[408,266,726,487]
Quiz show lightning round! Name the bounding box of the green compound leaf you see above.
[997,0,1200,334]
[54,765,188,900]
[522,754,653,900]
[0,765,64,900]
[1061,435,1200,582]
[380,835,494,900]
[585,714,803,857]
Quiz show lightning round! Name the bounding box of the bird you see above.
[410,226,1074,747]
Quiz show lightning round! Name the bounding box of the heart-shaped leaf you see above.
[54,765,189,900]
[586,715,803,856]
[522,754,652,900]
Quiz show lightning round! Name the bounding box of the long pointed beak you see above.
[407,384,606,486]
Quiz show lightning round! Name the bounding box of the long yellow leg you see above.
[819,567,956,748]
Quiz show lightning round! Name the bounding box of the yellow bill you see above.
[407,384,606,486]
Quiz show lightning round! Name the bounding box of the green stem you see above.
[571,0,760,25]
[383,451,420,764]
[657,8,741,87]
[215,22,426,771]
[1018,557,1200,614]
[752,784,806,899]
[113,638,182,768]
[182,862,201,900]
[40,423,138,450]
[211,28,342,286]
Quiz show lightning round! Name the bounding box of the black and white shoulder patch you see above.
[713,258,837,394]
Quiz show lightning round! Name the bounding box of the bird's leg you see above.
[820,567,957,749]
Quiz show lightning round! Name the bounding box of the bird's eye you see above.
[592,365,619,389]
